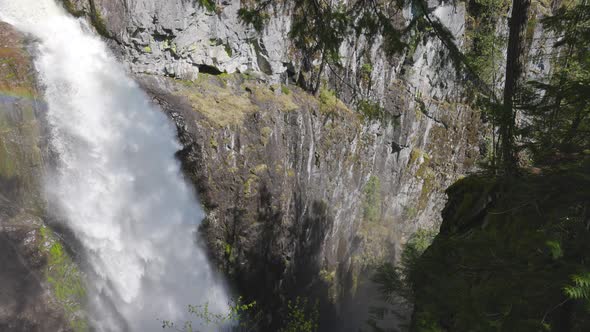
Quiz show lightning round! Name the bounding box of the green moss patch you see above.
[175,73,339,127]
[60,0,86,17]
[243,174,259,198]
[319,87,349,115]
[180,76,256,127]
[362,176,381,224]
[0,138,17,178]
[88,0,110,38]
[356,99,384,121]
[39,226,88,331]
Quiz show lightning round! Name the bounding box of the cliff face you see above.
[62,0,486,328]
[0,22,84,332]
[62,0,472,103]
[137,71,484,329]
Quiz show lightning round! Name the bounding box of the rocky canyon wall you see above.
[60,0,487,329]
[0,0,559,329]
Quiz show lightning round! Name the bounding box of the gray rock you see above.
[58,0,555,328]
[138,72,483,330]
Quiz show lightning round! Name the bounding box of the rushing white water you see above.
[0,1,230,330]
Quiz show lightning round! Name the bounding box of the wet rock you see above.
[0,22,72,332]
[61,0,531,328]
[139,72,483,330]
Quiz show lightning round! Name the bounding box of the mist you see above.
[0,1,230,330]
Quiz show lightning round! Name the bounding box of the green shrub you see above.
[357,99,383,120]
[198,0,216,12]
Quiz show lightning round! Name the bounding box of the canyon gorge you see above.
[0,0,588,331]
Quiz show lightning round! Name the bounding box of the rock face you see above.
[62,0,292,80]
[0,21,88,332]
[0,23,43,214]
[63,0,486,329]
[138,71,482,329]
[61,0,469,102]
[0,22,71,332]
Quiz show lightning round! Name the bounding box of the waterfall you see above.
[0,1,230,331]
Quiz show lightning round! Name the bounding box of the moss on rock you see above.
[39,226,88,332]
[411,161,590,331]
[362,176,381,224]
[319,87,349,115]
[0,22,86,331]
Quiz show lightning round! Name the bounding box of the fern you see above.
[564,273,590,300]
[546,240,563,260]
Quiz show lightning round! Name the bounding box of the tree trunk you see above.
[500,0,531,173]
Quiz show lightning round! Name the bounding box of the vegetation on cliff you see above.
[51,0,588,330]
[237,0,479,98]
[408,159,590,331]
[0,22,86,330]
[39,226,88,332]
[372,0,590,330]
